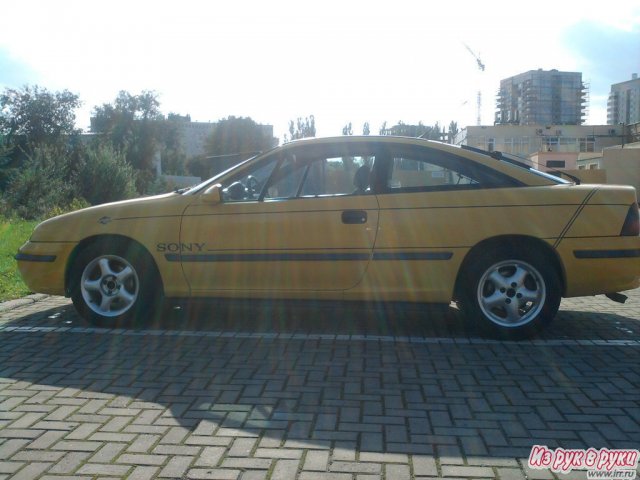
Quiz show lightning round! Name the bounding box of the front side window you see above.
[221,146,378,202]
[221,157,279,202]
[264,151,374,200]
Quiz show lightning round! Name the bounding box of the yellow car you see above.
[16,136,640,337]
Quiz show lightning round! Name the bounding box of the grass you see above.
[0,217,38,302]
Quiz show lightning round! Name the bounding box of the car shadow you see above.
[1,300,639,457]
[6,297,640,341]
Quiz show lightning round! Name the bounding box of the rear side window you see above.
[381,145,519,193]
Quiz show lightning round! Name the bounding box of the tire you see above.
[70,241,160,327]
[460,249,561,339]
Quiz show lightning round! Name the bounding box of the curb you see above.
[0,294,50,313]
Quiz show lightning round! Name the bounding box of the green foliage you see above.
[342,122,353,135]
[46,197,91,219]
[145,175,170,195]
[448,121,459,141]
[1,146,78,220]
[202,116,278,177]
[0,85,81,155]
[77,144,137,205]
[90,91,191,192]
[0,217,38,301]
[91,90,163,174]
[380,121,444,140]
[286,115,316,142]
[186,155,209,180]
[161,115,188,175]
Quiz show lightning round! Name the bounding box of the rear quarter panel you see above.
[353,184,592,302]
[557,185,640,296]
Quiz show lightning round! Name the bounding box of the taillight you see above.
[620,203,640,236]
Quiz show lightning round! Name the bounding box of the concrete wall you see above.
[562,169,607,184]
[601,146,640,192]
[455,124,624,156]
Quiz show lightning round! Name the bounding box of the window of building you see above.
[544,136,559,151]
[546,160,566,168]
[579,136,595,152]
[588,163,598,170]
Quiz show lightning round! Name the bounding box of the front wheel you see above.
[70,242,160,327]
[460,250,561,338]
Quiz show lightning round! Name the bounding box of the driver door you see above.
[180,144,380,294]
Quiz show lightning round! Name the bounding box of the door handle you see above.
[342,210,367,224]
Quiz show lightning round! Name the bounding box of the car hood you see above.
[30,192,190,242]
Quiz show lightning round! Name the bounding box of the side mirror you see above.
[201,184,223,204]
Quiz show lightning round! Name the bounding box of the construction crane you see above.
[463,43,485,125]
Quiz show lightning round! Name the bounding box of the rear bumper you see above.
[558,237,640,297]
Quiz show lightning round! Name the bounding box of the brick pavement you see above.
[0,290,639,479]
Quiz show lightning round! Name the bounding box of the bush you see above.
[2,146,78,220]
[77,144,137,205]
[46,197,91,218]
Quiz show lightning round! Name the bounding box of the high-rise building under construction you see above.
[495,69,587,126]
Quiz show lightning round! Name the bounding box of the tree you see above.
[362,122,370,136]
[285,115,316,142]
[91,91,163,169]
[198,116,278,177]
[161,115,188,176]
[448,121,459,143]
[342,122,353,135]
[0,85,81,157]
[91,91,168,192]
[380,121,444,140]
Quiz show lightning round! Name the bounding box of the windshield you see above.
[181,155,259,195]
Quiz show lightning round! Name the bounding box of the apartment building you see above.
[495,69,587,126]
[608,74,640,125]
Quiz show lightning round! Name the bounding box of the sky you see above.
[1,0,639,141]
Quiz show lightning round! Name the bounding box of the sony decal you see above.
[157,243,205,253]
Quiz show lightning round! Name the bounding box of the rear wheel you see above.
[460,249,561,338]
[70,242,160,327]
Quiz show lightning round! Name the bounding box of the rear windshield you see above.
[461,146,571,185]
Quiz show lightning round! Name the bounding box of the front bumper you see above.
[15,241,76,296]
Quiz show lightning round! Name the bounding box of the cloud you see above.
[563,21,640,93]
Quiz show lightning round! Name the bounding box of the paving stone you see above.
[7,462,51,480]
[303,450,330,471]
[48,451,91,474]
[412,455,438,476]
[77,463,131,476]
[1,290,639,479]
